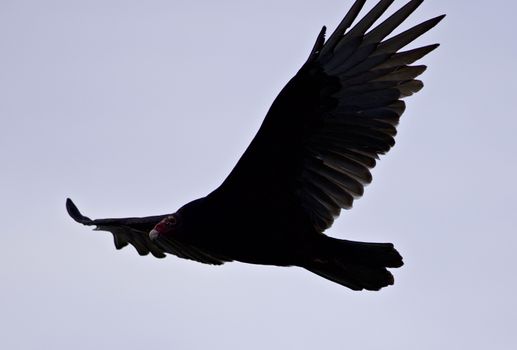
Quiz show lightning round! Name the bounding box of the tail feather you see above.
[304,236,403,291]
[334,239,404,268]
[306,263,394,291]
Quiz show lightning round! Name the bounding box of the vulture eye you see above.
[166,215,177,226]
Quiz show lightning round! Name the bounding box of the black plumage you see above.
[67,0,443,291]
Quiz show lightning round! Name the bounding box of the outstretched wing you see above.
[66,198,229,264]
[218,0,444,232]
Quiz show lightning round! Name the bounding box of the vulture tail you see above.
[304,236,403,291]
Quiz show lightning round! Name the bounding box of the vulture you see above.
[67,0,444,291]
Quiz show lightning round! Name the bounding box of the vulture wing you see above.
[219,0,444,232]
[66,198,229,264]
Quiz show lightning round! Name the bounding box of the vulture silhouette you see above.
[67,0,444,291]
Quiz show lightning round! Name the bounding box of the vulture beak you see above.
[149,229,160,240]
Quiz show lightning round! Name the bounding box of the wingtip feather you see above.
[305,26,327,64]
[320,0,368,57]
[66,198,93,225]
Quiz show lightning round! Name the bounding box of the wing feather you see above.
[362,0,423,45]
[376,15,445,54]
[320,0,367,58]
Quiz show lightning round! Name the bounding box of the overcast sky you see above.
[1,0,516,349]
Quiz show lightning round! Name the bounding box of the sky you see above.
[1,0,516,349]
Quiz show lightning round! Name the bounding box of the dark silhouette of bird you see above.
[67,0,444,291]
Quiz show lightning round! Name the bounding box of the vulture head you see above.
[149,215,179,240]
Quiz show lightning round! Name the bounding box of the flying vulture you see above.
[67,0,444,291]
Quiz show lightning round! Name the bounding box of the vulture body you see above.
[67,0,443,291]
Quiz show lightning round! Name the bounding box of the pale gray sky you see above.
[1,0,516,349]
